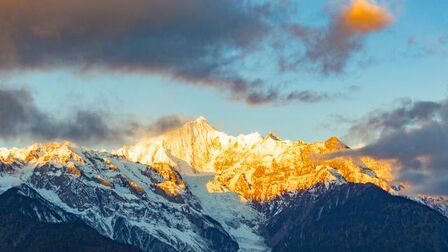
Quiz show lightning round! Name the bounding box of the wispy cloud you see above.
[242,89,345,106]
[405,34,448,58]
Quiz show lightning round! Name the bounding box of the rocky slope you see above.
[0,186,140,252]
[0,142,238,252]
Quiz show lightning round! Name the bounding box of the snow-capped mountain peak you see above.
[117,117,393,201]
[264,132,281,141]
[1,118,447,251]
[0,141,83,166]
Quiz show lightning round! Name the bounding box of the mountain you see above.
[117,116,235,173]
[1,117,448,251]
[0,142,238,252]
[117,117,393,201]
[0,185,140,252]
[116,117,448,251]
[413,194,448,218]
[260,183,448,251]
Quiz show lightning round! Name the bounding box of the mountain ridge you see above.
[0,142,239,252]
[1,116,448,251]
[116,116,393,201]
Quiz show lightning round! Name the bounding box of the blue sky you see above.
[1,0,447,148]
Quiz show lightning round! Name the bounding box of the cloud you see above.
[0,0,268,72]
[404,34,448,58]
[244,89,348,106]
[343,98,448,195]
[138,115,192,137]
[341,0,393,33]
[0,0,281,104]
[286,0,393,74]
[0,0,377,106]
[0,87,188,146]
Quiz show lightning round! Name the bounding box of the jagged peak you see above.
[1,141,84,165]
[324,136,349,151]
[196,116,208,123]
[264,132,281,141]
[24,141,79,156]
[33,141,77,149]
[1,141,75,155]
[179,116,216,132]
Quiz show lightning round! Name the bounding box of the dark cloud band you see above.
[0,87,188,146]
[0,0,389,105]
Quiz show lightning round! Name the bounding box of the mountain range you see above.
[1,117,447,251]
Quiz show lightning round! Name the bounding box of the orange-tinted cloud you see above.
[341,0,393,33]
[286,0,394,74]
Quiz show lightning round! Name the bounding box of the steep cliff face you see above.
[0,142,238,252]
[117,117,393,201]
[117,117,229,173]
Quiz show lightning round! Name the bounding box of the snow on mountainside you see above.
[183,175,269,251]
[0,186,140,251]
[1,117,447,251]
[117,116,253,174]
[411,195,448,218]
[0,142,238,252]
[117,117,393,201]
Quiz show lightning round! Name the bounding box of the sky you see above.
[0,0,447,195]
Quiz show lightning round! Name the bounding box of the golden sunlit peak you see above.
[196,116,208,122]
[341,0,393,33]
[325,136,349,151]
[119,118,394,201]
[186,116,210,126]
[0,141,84,166]
[183,116,215,131]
